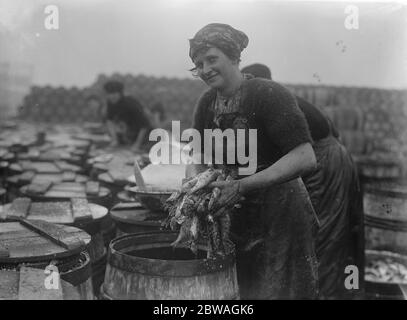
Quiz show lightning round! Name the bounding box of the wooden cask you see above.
[101,231,239,300]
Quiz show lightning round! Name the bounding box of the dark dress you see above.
[298,99,364,299]
[192,78,319,299]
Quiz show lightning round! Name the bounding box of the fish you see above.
[188,168,221,194]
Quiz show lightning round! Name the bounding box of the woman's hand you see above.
[208,180,244,213]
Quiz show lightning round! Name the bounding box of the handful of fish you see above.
[163,167,240,258]
[365,258,407,283]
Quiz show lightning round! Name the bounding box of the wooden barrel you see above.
[325,106,364,131]
[365,250,407,300]
[101,231,239,300]
[0,220,94,299]
[355,154,402,183]
[364,182,407,254]
[339,130,367,155]
[110,202,164,237]
[0,188,5,204]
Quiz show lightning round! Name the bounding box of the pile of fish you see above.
[162,167,241,258]
[365,257,407,283]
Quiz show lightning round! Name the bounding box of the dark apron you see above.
[302,135,364,299]
[211,109,319,300]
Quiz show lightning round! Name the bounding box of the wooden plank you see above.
[27,149,40,158]
[54,161,76,171]
[45,190,87,198]
[0,149,8,158]
[0,221,27,233]
[19,171,35,184]
[29,202,73,224]
[7,198,31,219]
[34,162,59,173]
[71,198,93,223]
[0,228,89,258]
[0,236,66,259]
[85,181,99,196]
[62,171,76,182]
[26,182,52,195]
[19,218,85,251]
[20,161,34,171]
[52,183,84,192]
[113,202,143,210]
[32,174,63,184]
[18,266,63,300]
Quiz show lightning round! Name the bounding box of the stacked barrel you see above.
[19,86,103,123]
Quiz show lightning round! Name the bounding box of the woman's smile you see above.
[206,73,219,82]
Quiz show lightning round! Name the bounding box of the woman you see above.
[186,23,320,299]
[241,63,364,299]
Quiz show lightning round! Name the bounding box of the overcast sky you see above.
[0,0,406,89]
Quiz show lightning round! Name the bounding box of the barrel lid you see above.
[46,134,91,148]
[1,198,107,225]
[7,172,89,186]
[9,160,81,174]
[98,168,133,185]
[116,190,137,202]
[0,220,90,263]
[18,147,81,163]
[72,133,111,144]
[110,202,165,226]
[20,181,110,199]
[88,150,134,167]
[364,181,407,198]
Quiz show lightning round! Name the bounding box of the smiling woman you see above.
[186,23,319,300]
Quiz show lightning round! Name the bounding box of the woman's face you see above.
[192,47,238,91]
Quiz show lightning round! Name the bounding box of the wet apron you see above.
[302,135,364,299]
[208,91,319,300]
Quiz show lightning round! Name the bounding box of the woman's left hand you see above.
[208,180,244,212]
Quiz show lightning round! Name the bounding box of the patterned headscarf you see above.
[189,23,249,61]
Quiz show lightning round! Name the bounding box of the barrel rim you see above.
[108,231,236,277]
[364,182,407,199]
[19,185,112,200]
[110,207,165,226]
[365,214,407,232]
[60,251,93,287]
